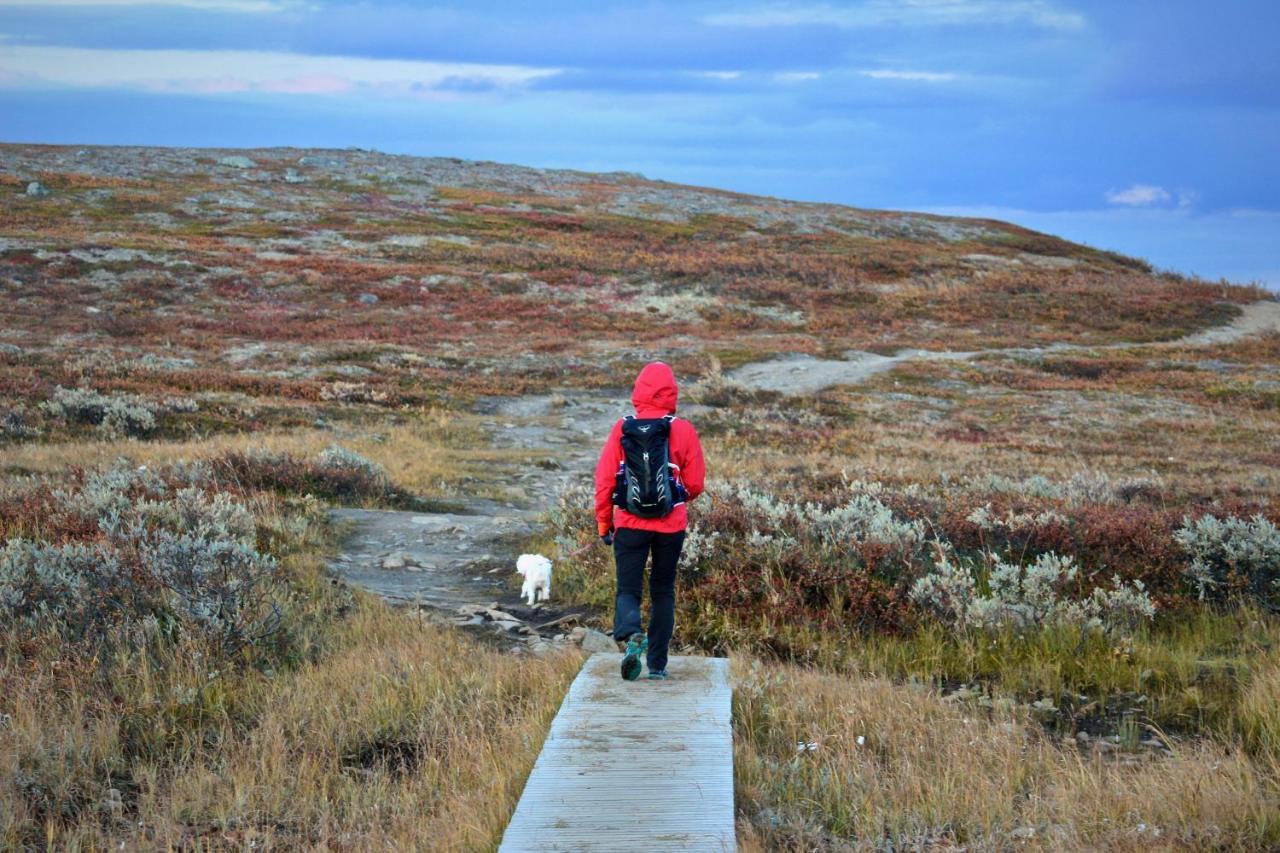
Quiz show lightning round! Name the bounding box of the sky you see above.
[1,0,1277,288]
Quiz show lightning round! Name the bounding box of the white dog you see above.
[516,553,553,606]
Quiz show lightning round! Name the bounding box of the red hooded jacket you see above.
[594,362,705,535]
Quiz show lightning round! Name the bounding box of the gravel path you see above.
[325,393,630,649]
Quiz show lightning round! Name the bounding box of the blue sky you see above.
[1,0,1277,287]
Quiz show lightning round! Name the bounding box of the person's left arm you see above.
[673,420,705,502]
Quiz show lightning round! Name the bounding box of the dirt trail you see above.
[1177,300,1280,345]
[326,393,635,647]
[729,299,1280,394]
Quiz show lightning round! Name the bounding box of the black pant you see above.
[612,527,685,672]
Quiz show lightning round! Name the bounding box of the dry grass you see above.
[1238,654,1280,759]
[0,409,527,500]
[146,608,583,850]
[0,519,583,850]
[733,658,1280,851]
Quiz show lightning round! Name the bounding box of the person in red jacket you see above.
[594,361,705,680]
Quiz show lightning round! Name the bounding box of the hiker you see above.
[594,362,705,681]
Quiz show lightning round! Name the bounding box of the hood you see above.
[631,361,678,417]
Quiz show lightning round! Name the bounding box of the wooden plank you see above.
[500,653,736,853]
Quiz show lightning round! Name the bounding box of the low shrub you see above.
[910,551,1155,635]
[1176,513,1280,609]
[0,462,282,661]
[0,406,40,440]
[551,472,1261,656]
[41,385,198,438]
[211,445,422,508]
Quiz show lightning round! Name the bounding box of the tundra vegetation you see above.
[2,144,1278,849]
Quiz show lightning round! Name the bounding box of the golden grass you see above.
[0,498,584,850]
[1238,653,1280,758]
[147,607,584,850]
[733,658,1280,850]
[0,408,531,499]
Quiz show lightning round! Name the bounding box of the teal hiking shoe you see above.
[621,633,647,681]
[646,668,668,680]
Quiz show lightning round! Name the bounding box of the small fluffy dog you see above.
[516,553,553,606]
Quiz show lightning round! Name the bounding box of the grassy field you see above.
[0,443,583,850]
[3,144,1279,850]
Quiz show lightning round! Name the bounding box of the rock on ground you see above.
[576,628,617,653]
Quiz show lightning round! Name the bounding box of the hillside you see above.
[2,144,1261,425]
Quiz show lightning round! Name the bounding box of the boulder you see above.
[101,787,124,818]
[380,550,418,570]
[578,628,617,653]
[25,181,50,198]
[283,168,307,184]
[298,155,344,168]
[218,155,256,169]
[358,293,379,305]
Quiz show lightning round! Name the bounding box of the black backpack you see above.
[612,415,686,518]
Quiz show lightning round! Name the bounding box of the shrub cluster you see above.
[0,463,281,660]
[41,385,198,438]
[211,444,405,506]
[1175,513,1280,609]
[1,405,41,440]
[911,551,1154,634]
[554,471,1279,652]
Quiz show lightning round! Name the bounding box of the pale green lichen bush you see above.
[966,470,1163,505]
[41,385,198,438]
[728,481,926,550]
[1,462,280,659]
[1175,513,1280,608]
[1,405,40,440]
[911,551,1155,634]
[965,503,1067,533]
[317,443,388,482]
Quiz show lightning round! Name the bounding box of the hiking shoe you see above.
[621,633,647,681]
[646,668,668,680]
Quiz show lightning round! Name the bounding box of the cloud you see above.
[703,1,1087,32]
[0,45,558,97]
[0,0,294,10]
[1105,184,1172,206]
[774,71,820,82]
[860,69,958,83]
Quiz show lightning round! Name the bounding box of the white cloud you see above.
[700,70,743,80]
[0,0,296,10]
[1105,184,1173,206]
[860,69,957,82]
[774,71,821,82]
[0,46,558,97]
[704,1,1086,31]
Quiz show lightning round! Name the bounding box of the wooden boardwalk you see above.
[499,653,735,852]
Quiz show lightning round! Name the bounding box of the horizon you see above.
[1,0,1278,289]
